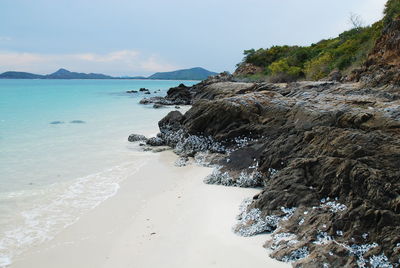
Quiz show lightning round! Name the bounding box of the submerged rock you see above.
[50,121,64,124]
[153,104,164,109]
[128,134,147,142]
[146,137,165,146]
[70,120,86,124]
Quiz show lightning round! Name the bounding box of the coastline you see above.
[9,150,288,268]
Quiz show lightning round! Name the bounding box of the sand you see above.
[10,150,289,268]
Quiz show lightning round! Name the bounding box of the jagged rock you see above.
[128,134,147,142]
[70,120,85,124]
[152,79,400,266]
[351,18,400,88]
[126,90,138,93]
[152,146,170,153]
[138,72,235,107]
[146,137,165,146]
[234,63,264,77]
[158,111,184,132]
[165,83,191,105]
[153,104,164,109]
[139,97,173,105]
[327,70,343,82]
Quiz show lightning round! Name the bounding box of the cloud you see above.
[0,50,180,76]
[140,55,180,72]
[74,50,139,62]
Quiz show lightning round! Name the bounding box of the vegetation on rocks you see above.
[236,0,400,82]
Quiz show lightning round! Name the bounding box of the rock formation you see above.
[135,14,400,266]
[139,76,400,266]
[351,18,400,90]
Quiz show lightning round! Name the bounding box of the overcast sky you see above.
[0,0,387,76]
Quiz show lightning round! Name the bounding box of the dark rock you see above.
[146,137,165,146]
[50,121,64,124]
[70,120,85,124]
[327,70,342,82]
[153,79,400,266]
[144,91,151,95]
[153,104,164,109]
[164,83,191,105]
[126,90,138,93]
[175,106,181,109]
[139,97,173,105]
[139,88,149,92]
[158,111,184,132]
[128,134,147,142]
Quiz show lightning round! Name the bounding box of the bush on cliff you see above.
[384,0,400,25]
[237,21,383,81]
[243,0,400,83]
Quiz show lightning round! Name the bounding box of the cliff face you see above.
[351,18,400,88]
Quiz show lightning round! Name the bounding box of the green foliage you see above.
[268,59,303,82]
[384,0,400,25]
[239,18,383,81]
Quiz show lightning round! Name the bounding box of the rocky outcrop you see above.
[234,63,264,77]
[128,134,147,142]
[351,18,400,89]
[139,72,235,106]
[143,79,400,266]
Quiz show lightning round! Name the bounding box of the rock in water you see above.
[153,104,164,109]
[50,121,64,124]
[146,137,165,146]
[70,120,86,124]
[128,134,147,142]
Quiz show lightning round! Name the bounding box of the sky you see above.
[0,0,387,76]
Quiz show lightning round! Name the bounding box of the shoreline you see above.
[9,150,288,268]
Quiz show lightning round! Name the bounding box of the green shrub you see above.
[238,17,384,81]
[237,1,388,82]
[384,0,400,25]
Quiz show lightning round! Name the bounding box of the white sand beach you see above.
[10,150,288,268]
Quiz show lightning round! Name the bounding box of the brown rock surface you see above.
[150,79,400,266]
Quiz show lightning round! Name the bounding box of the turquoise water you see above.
[0,79,196,266]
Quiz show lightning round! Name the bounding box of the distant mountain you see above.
[0,71,44,79]
[45,68,113,79]
[147,67,217,80]
[0,67,218,80]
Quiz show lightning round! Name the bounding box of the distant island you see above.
[0,67,217,80]
[147,67,217,80]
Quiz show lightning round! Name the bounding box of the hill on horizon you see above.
[147,67,217,80]
[0,67,218,80]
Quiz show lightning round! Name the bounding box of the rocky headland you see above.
[133,69,400,267]
[132,14,400,268]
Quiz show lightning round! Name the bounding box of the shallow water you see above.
[0,79,196,266]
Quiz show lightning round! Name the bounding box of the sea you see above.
[0,79,197,266]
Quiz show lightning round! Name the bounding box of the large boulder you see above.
[165,83,192,105]
[128,134,147,142]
